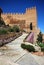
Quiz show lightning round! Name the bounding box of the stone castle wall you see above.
[1,7,40,33]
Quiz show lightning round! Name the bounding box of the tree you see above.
[0,8,3,19]
[37,32,43,43]
[0,8,5,26]
[30,23,33,30]
[0,20,5,26]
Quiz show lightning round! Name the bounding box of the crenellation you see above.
[1,7,39,33]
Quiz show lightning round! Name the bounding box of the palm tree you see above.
[0,8,3,19]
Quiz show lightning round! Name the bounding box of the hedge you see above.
[21,44,35,52]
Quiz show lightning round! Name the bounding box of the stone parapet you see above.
[1,7,39,34]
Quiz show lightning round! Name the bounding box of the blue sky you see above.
[0,0,44,33]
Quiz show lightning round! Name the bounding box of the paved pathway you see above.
[16,52,44,65]
[16,53,39,65]
[0,33,44,65]
[0,33,28,65]
[32,54,44,65]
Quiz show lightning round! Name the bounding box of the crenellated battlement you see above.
[1,6,38,33]
[26,7,36,14]
[2,12,24,15]
[26,6,36,10]
[1,6,40,42]
[2,7,36,15]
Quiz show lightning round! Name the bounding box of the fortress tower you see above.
[1,7,40,33]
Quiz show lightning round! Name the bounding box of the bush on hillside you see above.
[21,44,35,52]
[37,43,44,52]
[38,43,44,48]
[37,32,43,43]
[0,29,8,35]
[13,25,20,32]
[21,44,26,49]
[8,27,14,32]
[26,45,35,52]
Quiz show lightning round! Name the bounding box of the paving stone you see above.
[16,53,39,65]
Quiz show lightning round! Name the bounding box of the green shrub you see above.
[0,29,7,34]
[8,27,14,32]
[38,43,44,48]
[26,45,35,52]
[37,32,43,43]
[37,43,44,52]
[21,44,26,49]
[21,44,35,52]
[13,25,20,32]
